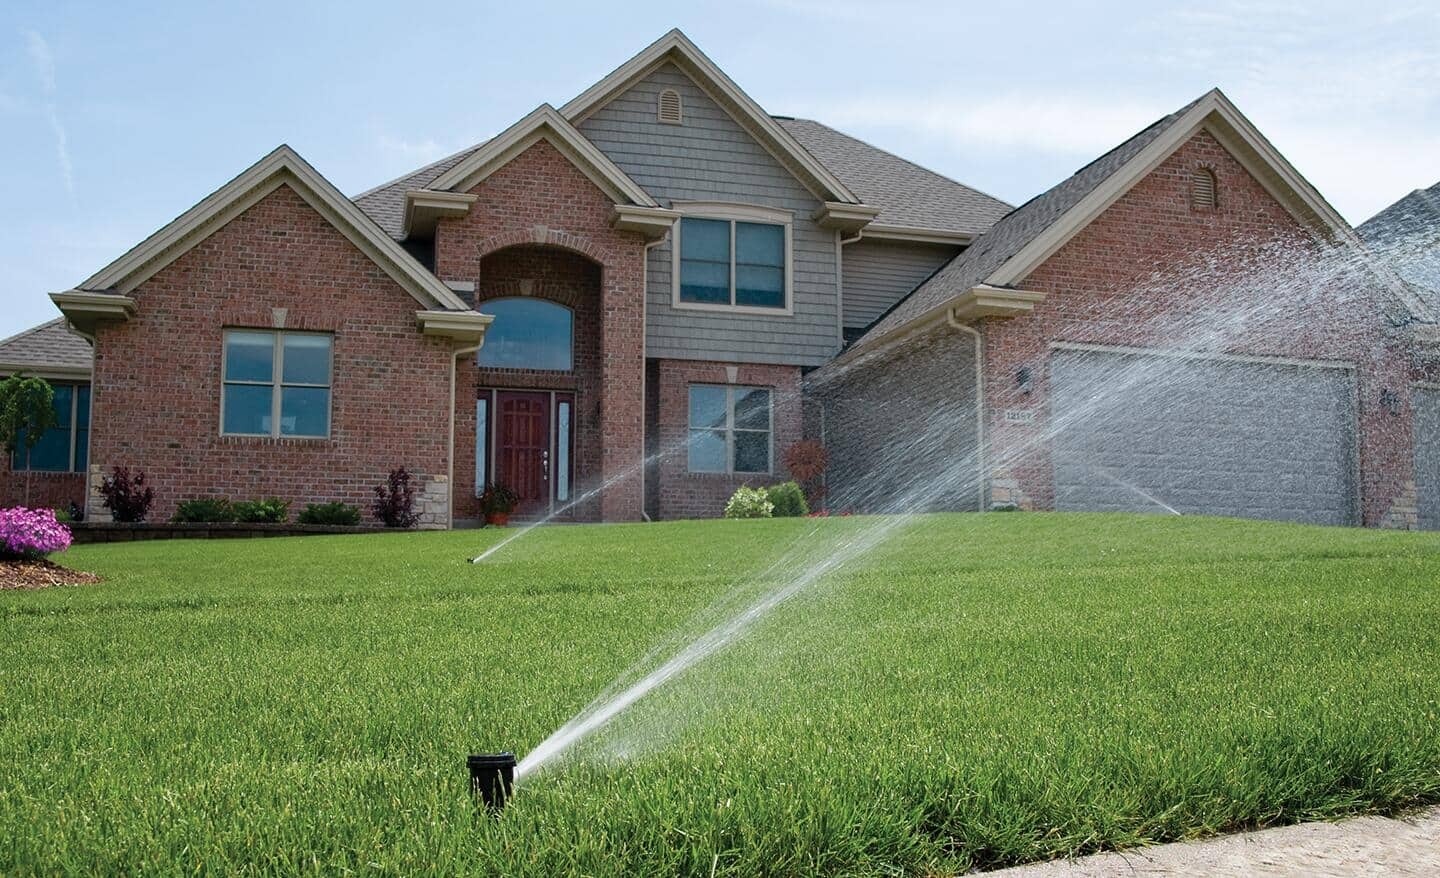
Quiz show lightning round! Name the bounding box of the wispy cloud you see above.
[23,29,74,196]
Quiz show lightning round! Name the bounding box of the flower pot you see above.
[485,512,510,527]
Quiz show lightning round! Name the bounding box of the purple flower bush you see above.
[0,507,73,559]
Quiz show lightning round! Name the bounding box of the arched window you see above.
[1191,167,1217,209]
[477,298,574,371]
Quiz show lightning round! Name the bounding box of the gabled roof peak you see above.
[70,144,470,312]
[560,29,863,205]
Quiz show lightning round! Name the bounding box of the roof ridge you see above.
[0,317,68,351]
[780,116,1013,211]
[352,141,489,201]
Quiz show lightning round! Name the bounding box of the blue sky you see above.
[2,0,1437,338]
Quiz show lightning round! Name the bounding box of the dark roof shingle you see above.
[1357,181,1440,316]
[776,118,1012,236]
[352,144,487,239]
[0,318,93,372]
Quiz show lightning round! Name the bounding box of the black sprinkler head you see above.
[468,752,516,810]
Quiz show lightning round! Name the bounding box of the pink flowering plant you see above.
[0,506,73,559]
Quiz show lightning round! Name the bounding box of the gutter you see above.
[638,233,669,522]
[945,314,987,513]
[448,339,485,529]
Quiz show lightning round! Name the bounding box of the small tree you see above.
[0,374,59,507]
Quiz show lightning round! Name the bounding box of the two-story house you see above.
[2,30,1435,529]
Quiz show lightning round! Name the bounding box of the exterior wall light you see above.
[1379,388,1403,417]
[1017,366,1034,394]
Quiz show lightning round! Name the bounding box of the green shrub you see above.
[171,498,234,523]
[765,481,809,517]
[232,498,290,524]
[723,486,773,519]
[52,506,73,524]
[298,502,361,526]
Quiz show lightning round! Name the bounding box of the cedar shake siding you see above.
[578,63,843,367]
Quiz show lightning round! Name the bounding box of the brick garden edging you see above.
[70,521,393,544]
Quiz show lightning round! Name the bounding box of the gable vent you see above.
[657,88,683,125]
[1191,168,1217,210]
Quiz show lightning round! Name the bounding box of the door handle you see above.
[542,449,549,480]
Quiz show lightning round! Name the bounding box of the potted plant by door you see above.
[480,482,520,527]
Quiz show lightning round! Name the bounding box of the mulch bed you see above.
[0,558,102,590]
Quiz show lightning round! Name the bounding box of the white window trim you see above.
[687,383,774,475]
[219,329,334,439]
[671,202,794,316]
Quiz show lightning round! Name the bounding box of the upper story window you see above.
[687,384,772,474]
[477,298,574,371]
[10,382,89,472]
[222,330,332,438]
[674,205,792,314]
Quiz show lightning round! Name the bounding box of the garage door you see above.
[1416,386,1440,530]
[1050,347,1357,526]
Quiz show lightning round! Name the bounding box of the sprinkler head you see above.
[468,752,516,810]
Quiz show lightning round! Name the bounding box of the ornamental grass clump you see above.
[0,506,72,558]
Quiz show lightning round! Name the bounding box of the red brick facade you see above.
[981,130,1415,525]
[436,140,648,521]
[87,184,456,523]
[0,465,85,512]
[649,358,803,520]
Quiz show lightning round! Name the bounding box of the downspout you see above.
[69,320,98,522]
[638,233,668,522]
[448,339,484,529]
[836,230,863,347]
[945,311,987,512]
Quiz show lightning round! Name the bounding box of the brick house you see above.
[3,30,1435,528]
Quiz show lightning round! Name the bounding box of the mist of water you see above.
[509,232,1432,779]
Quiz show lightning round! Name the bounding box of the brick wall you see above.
[435,139,648,521]
[88,184,455,524]
[0,465,85,511]
[982,129,1415,526]
[809,328,980,514]
[651,358,802,520]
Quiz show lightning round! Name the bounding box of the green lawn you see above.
[3,513,1439,876]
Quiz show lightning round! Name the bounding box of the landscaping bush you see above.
[171,498,235,524]
[765,481,809,517]
[232,498,290,523]
[297,502,361,526]
[479,482,520,519]
[372,467,418,528]
[0,506,72,558]
[782,440,828,509]
[53,506,73,524]
[99,467,155,523]
[723,486,773,519]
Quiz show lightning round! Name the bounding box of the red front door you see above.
[495,391,551,517]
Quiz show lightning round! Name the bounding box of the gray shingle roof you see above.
[0,318,93,372]
[352,144,487,239]
[352,118,1013,241]
[851,97,1204,349]
[775,118,1012,236]
[1357,181,1440,317]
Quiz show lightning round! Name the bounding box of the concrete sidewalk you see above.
[988,806,1440,877]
